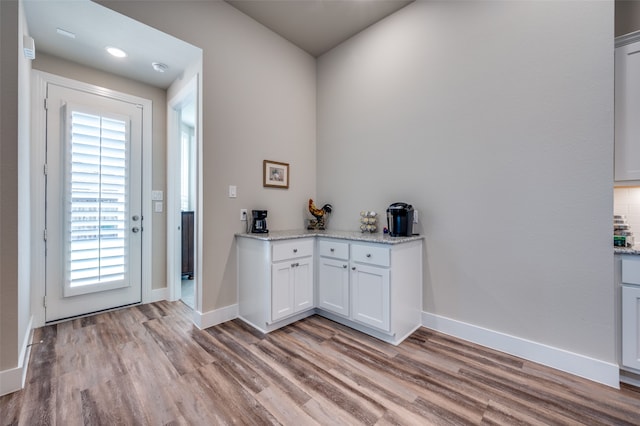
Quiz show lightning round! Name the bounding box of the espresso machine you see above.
[386,202,414,237]
[251,210,268,233]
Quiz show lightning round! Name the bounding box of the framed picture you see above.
[263,160,289,189]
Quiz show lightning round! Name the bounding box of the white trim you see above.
[0,316,33,396]
[30,70,153,326]
[193,304,238,330]
[422,311,620,388]
[616,30,640,48]
[149,287,169,303]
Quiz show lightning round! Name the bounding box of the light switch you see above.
[228,185,237,198]
[154,201,163,213]
[151,190,164,201]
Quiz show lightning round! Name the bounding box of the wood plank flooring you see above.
[2,300,640,425]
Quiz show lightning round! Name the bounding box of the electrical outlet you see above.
[240,209,248,221]
[413,209,419,224]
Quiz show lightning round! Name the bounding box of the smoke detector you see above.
[152,62,168,73]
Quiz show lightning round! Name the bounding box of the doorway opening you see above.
[179,98,196,308]
[168,75,199,311]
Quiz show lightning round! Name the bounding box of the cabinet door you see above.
[351,263,390,332]
[293,257,314,313]
[616,42,640,181]
[318,257,350,317]
[623,286,640,370]
[271,262,294,322]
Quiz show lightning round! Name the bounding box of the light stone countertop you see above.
[615,245,640,255]
[235,229,424,245]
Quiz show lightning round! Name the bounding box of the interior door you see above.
[45,83,143,322]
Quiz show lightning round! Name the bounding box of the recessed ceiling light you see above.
[56,28,76,39]
[152,62,168,73]
[106,46,127,58]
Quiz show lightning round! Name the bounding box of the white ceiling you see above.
[23,0,202,89]
[23,0,413,91]
[225,0,414,57]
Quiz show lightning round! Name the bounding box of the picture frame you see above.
[263,160,289,189]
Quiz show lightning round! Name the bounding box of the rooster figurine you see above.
[308,199,333,230]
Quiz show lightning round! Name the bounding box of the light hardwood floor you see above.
[2,300,640,425]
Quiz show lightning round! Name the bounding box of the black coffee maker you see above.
[386,203,414,237]
[251,210,268,233]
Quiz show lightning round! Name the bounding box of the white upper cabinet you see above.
[615,41,640,181]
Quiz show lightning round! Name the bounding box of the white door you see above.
[271,261,294,321]
[293,257,313,313]
[318,257,350,317]
[45,83,143,322]
[351,263,390,332]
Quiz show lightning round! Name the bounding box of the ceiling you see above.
[225,0,414,57]
[23,0,202,89]
[23,0,413,91]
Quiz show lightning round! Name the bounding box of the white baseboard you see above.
[0,316,34,396]
[147,287,168,303]
[422,312,620,388]
[193,304,238,330]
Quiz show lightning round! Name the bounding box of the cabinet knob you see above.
[293,248,298,253]
[366,253,372,258]
[343,264,347,268]
[330,248,335,252]
[352,266,356,271]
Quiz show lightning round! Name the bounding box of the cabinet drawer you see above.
[272,238,314,262]
[318,239,349,260]
[351,244,390,267]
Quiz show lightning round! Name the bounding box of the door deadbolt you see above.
[132,215,140,221]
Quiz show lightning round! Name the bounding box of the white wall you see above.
[0,0,32,393]
[99,0,317,312]
[318,0,615,363]
[0,0,20,374]
[17,0,32,369]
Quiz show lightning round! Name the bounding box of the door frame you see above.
[167,74,199,310]
[30,70,153,326]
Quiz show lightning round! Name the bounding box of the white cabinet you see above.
[271,256,313,321]
[317,238,422,345]
[622,286,640,371]
[351,262,390,331]
[318,257,350,316]
[621,257,640,371]
[318,239,350,317]
[238,237,315,333]
[615,41,640,181]
[238,233,422,344]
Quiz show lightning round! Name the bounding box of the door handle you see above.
[132,215,140,221]
[132,227,140,233]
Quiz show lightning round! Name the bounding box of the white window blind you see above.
[66,110,129,289]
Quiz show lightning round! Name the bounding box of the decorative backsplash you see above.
[614,187,640,238]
